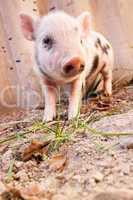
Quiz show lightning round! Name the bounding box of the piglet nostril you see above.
[63,57,85,76]
[80,64,85,72]
[64,64,75,74]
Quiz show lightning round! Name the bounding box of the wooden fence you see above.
[0,0,133,108]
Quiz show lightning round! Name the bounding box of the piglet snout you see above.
[63,57,85,77]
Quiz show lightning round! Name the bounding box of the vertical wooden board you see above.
[89,0,133,83]
[0,0,42,108]
[0,14,16,106]
[37,0,48,16]
[0,4,22,106]
[37,0,90,16]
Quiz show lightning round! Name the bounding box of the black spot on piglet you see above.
[95,38,110,55]
[90,55,99,74]
[102,44,110,55]
[95,38,102,48]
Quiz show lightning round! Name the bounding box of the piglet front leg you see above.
[68,77,83,120]
[42,81,58,122]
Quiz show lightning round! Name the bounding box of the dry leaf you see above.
[20,184,53,200]
[49,153,67,172]
[0,145,8,154]
[127,143,133,149]
[93,106,110,111]
[97,101,110,108]
[22,140,50,161]
[0,186,22,200]
[0,183,53,200]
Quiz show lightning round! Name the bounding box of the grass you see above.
[93,140,119,153]
[1,113,133,146]
[93,140,106,152]
[28,119,72,153]
[1,108,133,183]
[6,159,15,182]
[87,126,133,137]
[1,107,133,155]
[47,120,71,152]
[0,130,31,144]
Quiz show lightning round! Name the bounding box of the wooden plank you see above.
[37,0,90,16]
[89,0,133,85]
[37,0,48,16]
[0,8,17,106]
[0,0,42,108]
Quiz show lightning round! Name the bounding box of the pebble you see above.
[92,190,133,200]
[14,170,28,181]
[33,8,37,12]
[14,161,23,169]
[93,171,104,183]
[0,182,6,194]
[119,137,133,149]
[8,37,12,40]
[121,164,130,175]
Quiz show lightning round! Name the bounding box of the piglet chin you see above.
[47,74,80,85]
[60,74,81,84]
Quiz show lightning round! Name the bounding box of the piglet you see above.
[20,11,114,121]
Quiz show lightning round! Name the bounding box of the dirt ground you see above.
[0,85,133,200]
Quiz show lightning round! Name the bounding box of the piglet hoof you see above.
[43,116,52,122]
[104,93,112,103]
[107,95,112,103]
[43,111,56,122]
[99,91,112,104]
[68,112,78,121]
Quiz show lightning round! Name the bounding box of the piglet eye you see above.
[80,39,83,44]
[42,36,54,50]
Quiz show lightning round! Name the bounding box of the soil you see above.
[0,85,133,200]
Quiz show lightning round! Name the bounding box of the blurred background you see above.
[0,0,133,108]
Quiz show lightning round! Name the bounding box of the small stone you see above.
[14,161,23,169]
[14,170,28,181]
[108,150,116,157]
[93,172,104,183]
[33,8,37,12]
[89,178,96,187]
[121,164,130,175]
[93,190,133,200]
[8,37,12,40]
[73,175,82,182]
[119,137,133,149]
[0,182,7,194]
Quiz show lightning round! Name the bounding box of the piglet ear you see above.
[77,12,92,37]
[19,14,35,41]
